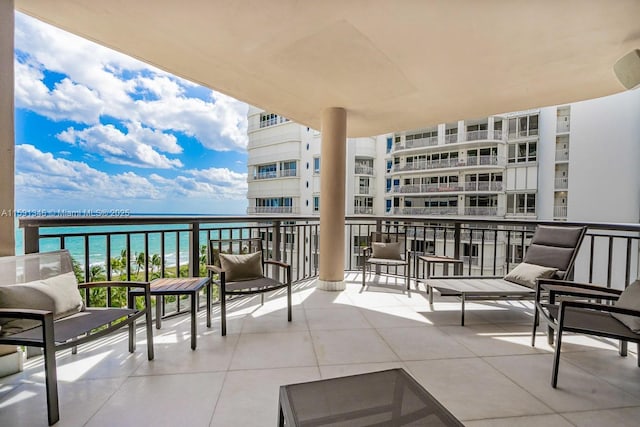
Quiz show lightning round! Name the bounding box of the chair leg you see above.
[287,283,292,322]
[145,291,155,360]
[619,340,628,357]
[637,343,640,367]
[42,314,59,426]
[460,294,465,326]
[128,292,136,353]
[551,326,563,388]
[261,293,264,305]
[362,262,366,287]
[547,326,555,346]
[531,304,539,347]
[221,286,227,336]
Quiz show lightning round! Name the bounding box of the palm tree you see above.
[89,264,105,281]
[150,253,162,279]
[135,251,146,278]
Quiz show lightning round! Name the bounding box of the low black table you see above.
[278,368,463,426]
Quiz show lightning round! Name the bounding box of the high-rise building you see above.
[247,91,640,278]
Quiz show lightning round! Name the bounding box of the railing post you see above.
[24,225,40,254]
[189,221,200,277]
[273,220,281,281]
[453,222,461,262]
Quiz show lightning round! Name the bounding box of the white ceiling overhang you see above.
[15,0,640,136]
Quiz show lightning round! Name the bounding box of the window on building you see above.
[280,160,297,177]
[386,160,393,173]
[508,114,539,138]
[506,193,536,215]
[313,157,320,174]
[259,112,290,128]
[386,137,393,153]
[256,163,277,179]
[508,141,537,163]
[313,196,320,212]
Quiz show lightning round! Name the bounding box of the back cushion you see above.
[372,242,403,260]
[219,251,264,282]
[0,271,84,335]
[523,225,585,278]
[611,280,640,333]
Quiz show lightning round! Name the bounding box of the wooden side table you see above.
[131,277,211,350]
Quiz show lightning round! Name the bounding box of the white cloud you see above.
[58,122,183,169]
[15,145,247,204]
[14,13,249,152]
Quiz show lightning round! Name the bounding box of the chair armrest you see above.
[264,259,290,269]
[79,281,150,291]
[361,246,372,256]
[560,300,640,318]
[537,279,621,300]
[0,307,53,321]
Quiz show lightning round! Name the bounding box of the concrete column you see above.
[0,0,15,256]
[317,107,346,291]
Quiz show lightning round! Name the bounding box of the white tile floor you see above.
[1,274,639,426]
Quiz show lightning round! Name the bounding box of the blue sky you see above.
[14,13,249,215]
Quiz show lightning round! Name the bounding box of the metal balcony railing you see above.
[465,129,504,142]
[555,149,569,161]
[444,134,458,144]
[247,206,296,214]
[279,169,297,177]
[554,205,568,217]
[555,177,569,189]
[254,171,278,180]
[18,215,640,309]
[464,206,498,216]
[354,165,375,175]
[463,181,503,192]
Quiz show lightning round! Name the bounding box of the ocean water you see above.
[14,217,249,267]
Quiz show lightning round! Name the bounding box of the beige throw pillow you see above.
[371,242,403,260]
[503,262,557,289]
[0,271,84,335]
[219,251,264,282]
[611,280,640,333]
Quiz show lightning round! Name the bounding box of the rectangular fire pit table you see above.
[278,368,463,426]
[131,277,211,350]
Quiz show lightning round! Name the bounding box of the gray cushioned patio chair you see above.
[532,278,640,387]
[207,238,291,336]
[428,225,586,325]
[0,250,153,425]
[362,231,410,290]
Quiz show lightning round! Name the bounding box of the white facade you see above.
[246,91,640,277]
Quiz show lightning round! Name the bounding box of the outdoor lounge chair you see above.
[0,250,154,425]
[362,231,410,291]
[532,278,640,387]
[207,238,291,336]
[428,225,587,325]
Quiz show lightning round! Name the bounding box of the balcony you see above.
[246,206,297,214]
[555,177,569,190]
[253,169,298,180]
[465,129,504,142]
[353,206,373,214]
[464,206,498,216]
[354,164,375,175]
[554,205,568,217]
[356,185,374,195]
[464,181,503,192]
[5,216,640,425]
[555,149,569,162]
[393,135,439,151]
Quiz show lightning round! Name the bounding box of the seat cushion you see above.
[611,280,640,333]
[372,242,403,260]
[0,271,84,335]
[503,262,557,289]
[219,251,264,282]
